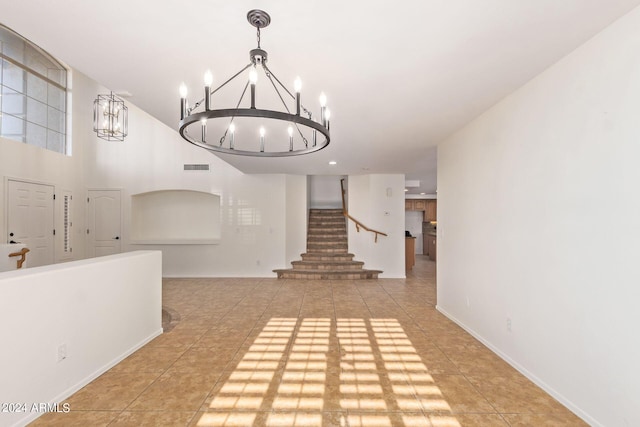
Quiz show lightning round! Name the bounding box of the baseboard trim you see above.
[12,329,162,427]
[435,305,600,427]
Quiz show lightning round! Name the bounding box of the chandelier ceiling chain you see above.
[178,9,330,157]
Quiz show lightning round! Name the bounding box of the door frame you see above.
[4,176,56,263]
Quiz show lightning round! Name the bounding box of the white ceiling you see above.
[3,0,639,194]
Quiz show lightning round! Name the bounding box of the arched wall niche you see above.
[131,190,221,244]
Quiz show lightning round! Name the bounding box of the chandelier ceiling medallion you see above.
[178,9,331,157]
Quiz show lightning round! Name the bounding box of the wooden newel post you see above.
[8,248,30,269]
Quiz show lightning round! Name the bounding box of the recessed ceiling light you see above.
[329,161,337,165]
[420,192,425,195]
[404,188,409,192]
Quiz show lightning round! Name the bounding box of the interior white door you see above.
[7,180,55,267]
[87,190,121,257]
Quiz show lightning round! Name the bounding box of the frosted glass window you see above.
[1,113,25,141]
[0,28,25,63]
[47,68,66,87]
[26,122,46,148]
[2,87,25,116]
[2,59,25,93]
[48,84,65,112]
[26,73,47,103]
[47,130,63,152]
[27,97,47,127]
[48,107,64,133]
[1,24,68,154]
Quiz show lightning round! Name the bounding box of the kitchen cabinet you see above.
[426,200,437,221]
[405,199,437,223]
[405,199,436,212]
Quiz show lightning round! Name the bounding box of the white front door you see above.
[87,190,121,257]
[7,180,55,267]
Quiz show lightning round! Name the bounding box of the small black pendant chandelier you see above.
[178,10,331,157]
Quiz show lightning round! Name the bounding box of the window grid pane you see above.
[1,113,25,142]
[2,86,25,116]
[1,24,67,154]
[26,121,46,148]
[2,59,25,93]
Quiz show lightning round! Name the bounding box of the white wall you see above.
[437,6,640,427]
[348,174,405,278]
[285,175,308,266]
[0,251,162,427]
[0,72,87,262]
[71,71,299,277]
[309,175,345,208]
[2,66,309,277]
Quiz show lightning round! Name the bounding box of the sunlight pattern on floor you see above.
[197,317,458,427]
[268,318,330,426]
[371,319,459,427]
[199,318,296,426]
[337,318,389,426]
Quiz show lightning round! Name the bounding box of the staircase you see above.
[274,209,382,280]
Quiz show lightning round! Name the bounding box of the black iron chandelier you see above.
[178,9,331,157]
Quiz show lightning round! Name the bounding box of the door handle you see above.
[113,236,120,240]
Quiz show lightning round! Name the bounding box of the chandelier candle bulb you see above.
[204,70,213,111]
[259,126,265,152]
[319,92,327,106]
[319,92,327,125]
[294,77,302,115]
[179,83,187,120]
[249,68,258,109]
[229,123,235,150]
[288,125,294,151]
[204,87,211,111]
[204,70,213,86]
[249,68,258,84]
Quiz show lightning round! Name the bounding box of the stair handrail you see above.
[340,179,388,243]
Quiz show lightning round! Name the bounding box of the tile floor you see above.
[32,256,587,426]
